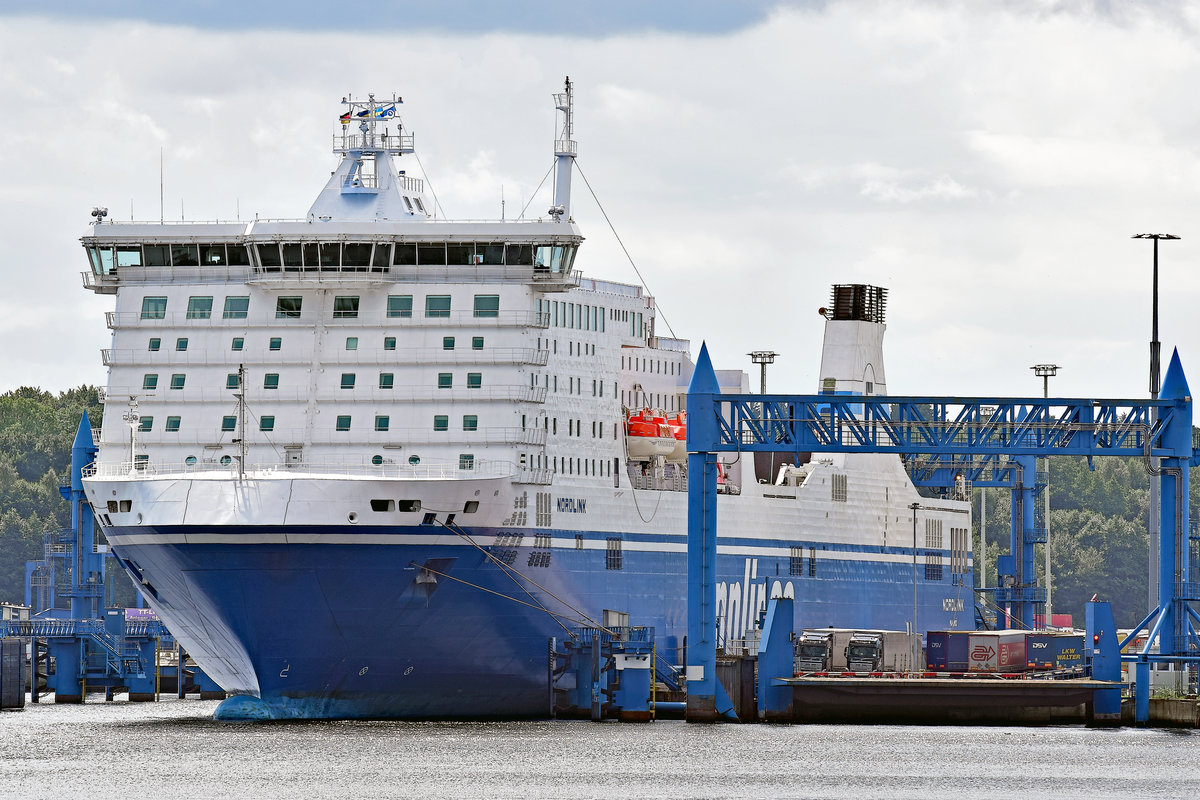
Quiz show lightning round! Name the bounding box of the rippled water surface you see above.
[2,699,1199,799]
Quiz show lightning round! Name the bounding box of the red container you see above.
[967,631,1027,672]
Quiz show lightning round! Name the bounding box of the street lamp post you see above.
[1031,364,1059,628]
[910,501,921,672]
[1132,233,1179,611]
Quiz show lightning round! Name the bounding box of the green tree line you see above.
[0,386,103,605]
[974,455,1200,628]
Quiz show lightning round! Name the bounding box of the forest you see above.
[0,385,1196,628]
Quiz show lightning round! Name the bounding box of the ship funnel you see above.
[817,284,888,396]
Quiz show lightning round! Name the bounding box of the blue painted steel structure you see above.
[0,415,220,702]
[686,344,1198,722]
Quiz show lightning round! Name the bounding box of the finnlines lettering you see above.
[556,497,586,513]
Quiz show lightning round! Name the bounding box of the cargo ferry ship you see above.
[79,80,972,718]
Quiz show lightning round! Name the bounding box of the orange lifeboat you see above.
[665,412,687,462]
[625,408,676,460]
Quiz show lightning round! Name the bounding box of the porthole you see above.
[348,511,359,524]
[220,455,232,465]
[371,454,383,466]
[408,455,421,465]
[185,455,197,466]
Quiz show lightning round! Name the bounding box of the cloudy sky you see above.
[2,1,1199,401]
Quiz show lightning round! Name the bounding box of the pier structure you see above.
[686,343,1198,724]
[0,415,222,703]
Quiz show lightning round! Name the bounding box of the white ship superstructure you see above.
[78,81,971,719]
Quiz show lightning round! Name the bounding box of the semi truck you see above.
[794,628,914,673]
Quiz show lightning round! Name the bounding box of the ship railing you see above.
[573,625,654,645]
[106,309,551,329]
[91,426,546,449]
[90,265,253,289]
[84,458,517,481]
[96,384,550,405]
[97,347,550,370]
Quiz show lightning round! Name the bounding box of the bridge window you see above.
[418,243,446,265]
[447,243,475,265]
[171,245,199,267]
[256,244,282,268]
[392,244,416,266]
[200,244,226,266]
[506,244,532,265]
[425,295,451,318]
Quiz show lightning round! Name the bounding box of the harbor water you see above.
[2,699,1200,798]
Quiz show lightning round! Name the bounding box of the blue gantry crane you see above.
[0,414,221,702]
[684,343,1198,723]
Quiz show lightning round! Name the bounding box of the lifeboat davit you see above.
[626,408,676,460]
[665,412,687,462]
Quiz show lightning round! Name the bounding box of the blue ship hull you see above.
[110,524,969,719]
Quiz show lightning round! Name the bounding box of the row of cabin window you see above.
[137,414,481,433]
[139,294,500,320]
[91,242,576,271]
[536,299,606,332]
[145,335,487,352]
[624,355,680,376]
[143,372,484,391]
[136,453,477,471]
[531,373,617,399]
[526,454,616,479]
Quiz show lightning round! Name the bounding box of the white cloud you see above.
[0,3,1198,403]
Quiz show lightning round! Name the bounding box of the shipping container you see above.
[926,630,970,671]
[1025,633,1084,670]
[967,630,1027,672]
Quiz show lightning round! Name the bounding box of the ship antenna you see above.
[550,76,576,222]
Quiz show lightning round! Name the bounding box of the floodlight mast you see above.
[1132,233,1179,612]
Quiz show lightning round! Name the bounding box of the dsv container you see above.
[925,630,970,672]
[1025,633,1084,670]
[967,631,1027,672]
